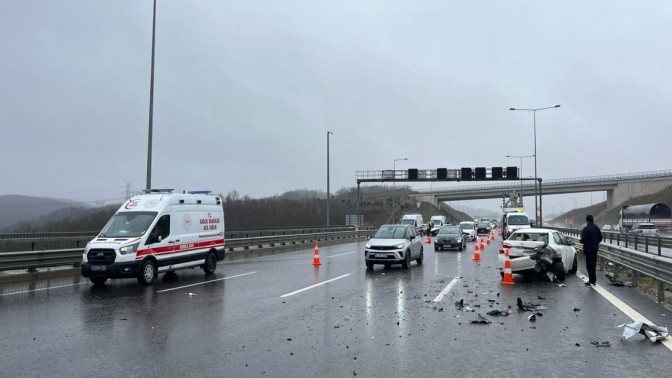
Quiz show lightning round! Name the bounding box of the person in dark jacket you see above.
[580,214,603,285]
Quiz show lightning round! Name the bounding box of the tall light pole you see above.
[392,158,408,223]
[146,0,157,190]
[509,104,561,226]
[506,154,534,203]
[569,197,577,210]
[326,131,333,226]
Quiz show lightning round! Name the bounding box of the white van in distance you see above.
[81,189,225,286]
[401,214,425,234]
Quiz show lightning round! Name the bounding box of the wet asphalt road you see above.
[1,237,671,377]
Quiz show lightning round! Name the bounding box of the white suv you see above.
[459,221,477,241]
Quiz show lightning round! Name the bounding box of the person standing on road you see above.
[580,214,602,286]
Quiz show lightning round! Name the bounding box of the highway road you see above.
[1,237,671,377]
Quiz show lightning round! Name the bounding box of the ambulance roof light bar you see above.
[142,189,174,193]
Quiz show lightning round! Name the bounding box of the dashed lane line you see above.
[433,276,460,303]
[157,271,257,293]
[576,272,672,352]
[327,251,358,259]
[0,282,89,297]
[280,273,351,298]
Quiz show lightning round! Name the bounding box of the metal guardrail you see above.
[555,227,672,255]
[0,227,375,272]
[554,227,672,303]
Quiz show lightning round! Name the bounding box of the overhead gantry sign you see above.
[355,167,520,183]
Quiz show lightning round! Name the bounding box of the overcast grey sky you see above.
[1,1,671,213]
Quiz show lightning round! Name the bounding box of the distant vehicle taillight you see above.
[637,229,643,233]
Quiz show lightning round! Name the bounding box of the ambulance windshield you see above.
[100,212,158,238]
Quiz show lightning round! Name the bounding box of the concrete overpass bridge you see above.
[410,170,672,210]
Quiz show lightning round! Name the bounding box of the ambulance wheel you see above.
[90,277,107,286]
[138,259,157,285]
[203,252,217,275]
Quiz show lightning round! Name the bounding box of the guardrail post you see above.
[616,233,620,247]
[613,262,620,280]
[644,237,648,253]
[657,281,665,303]
[631,270,638,288]
[658,237,662,256]
[624,235,628,249]
[634,236,638,251]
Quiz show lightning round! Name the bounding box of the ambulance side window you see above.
[147,215,170,245]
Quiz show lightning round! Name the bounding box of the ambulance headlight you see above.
[119,242,140,255]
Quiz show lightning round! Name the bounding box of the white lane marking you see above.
[280,273,351,298]
[0,282,89,297]
[157,271,257,293]
[576,272,672,351]
[327,251,357,259]
[433,276,460,303]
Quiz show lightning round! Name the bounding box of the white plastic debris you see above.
[619,321,669,343]
[188,293,197,296]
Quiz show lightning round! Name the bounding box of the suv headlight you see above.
[119,242,140,255]
[365,243,372,249]
[396,243,405,249]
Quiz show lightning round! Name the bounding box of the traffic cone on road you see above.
[312,241,321,266]
[480,241,485,250]
[472,244,481,261]
[501,248,514,285]
[426,235,431,244]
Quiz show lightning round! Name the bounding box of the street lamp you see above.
[509,104,561,226]
[146,0,157,190]
[392,158,408,223]
[506,154,534,203]
[326,131,333,226]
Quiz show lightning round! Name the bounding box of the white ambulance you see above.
[81,189,225,286]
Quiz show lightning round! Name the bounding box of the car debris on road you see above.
[619,321,669,343]
[471,314,492,324]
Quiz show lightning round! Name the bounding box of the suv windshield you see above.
[100,212,157,238]
[432,220,442,226]
[373,226,407,239]
[439,226,461,235]
[400,219,415,226]
[507,215,529,225]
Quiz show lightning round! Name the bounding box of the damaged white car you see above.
[498,229,578,282]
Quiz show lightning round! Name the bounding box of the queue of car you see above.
[364,217,580,285]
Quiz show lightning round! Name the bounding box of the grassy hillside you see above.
[0,195,90,231]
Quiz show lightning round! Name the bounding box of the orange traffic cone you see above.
[480,242,485,250]
[486,237,491,245]
[425,235,431,244]
[472,244,481,261]
[501,248,514,285]
[312,241,321,266]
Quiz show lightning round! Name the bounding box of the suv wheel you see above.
[568,255,578,274]
[401,251,410,269]
[416,247,423,265]
[366,261,374,270]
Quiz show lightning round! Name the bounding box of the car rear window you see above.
[439,226,461,234]
[509,232,548,242]
[477,223,489,228]
[638,224,656,229]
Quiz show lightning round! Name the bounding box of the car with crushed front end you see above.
[434,225,465,251]
[498,228,577,282]
[365,224,423,270]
